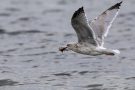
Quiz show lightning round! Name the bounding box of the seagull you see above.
[59,1,123,56]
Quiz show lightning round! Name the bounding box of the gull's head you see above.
[67,43,78,50]
[59,43,78,53]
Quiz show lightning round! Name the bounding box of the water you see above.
[0,0,135,90]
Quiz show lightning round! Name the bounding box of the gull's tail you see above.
[113,49,120,55]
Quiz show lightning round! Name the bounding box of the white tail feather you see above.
[113,49,120,55]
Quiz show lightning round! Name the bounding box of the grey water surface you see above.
[0,0,135,90]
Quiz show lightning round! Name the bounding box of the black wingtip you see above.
[72,6,84,19]
[119,1,123,4]
[118,1,123,6]
[108,1,123,10]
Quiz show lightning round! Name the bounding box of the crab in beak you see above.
[59,47,68,53]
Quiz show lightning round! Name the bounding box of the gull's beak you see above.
[59,47,68,53]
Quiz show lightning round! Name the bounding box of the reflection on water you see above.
[0,0,135,90]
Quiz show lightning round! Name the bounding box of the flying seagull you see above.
[59,1,123,56]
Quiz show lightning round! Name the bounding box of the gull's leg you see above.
[105,52,115,56]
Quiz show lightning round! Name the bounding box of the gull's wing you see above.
[71,7,97,46]
[89,1,123,46]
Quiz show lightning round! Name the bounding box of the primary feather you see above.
[89,1,123,46]
[71,7,97,46]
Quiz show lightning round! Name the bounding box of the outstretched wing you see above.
[71,7,97,46]
[89,1,123,46]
